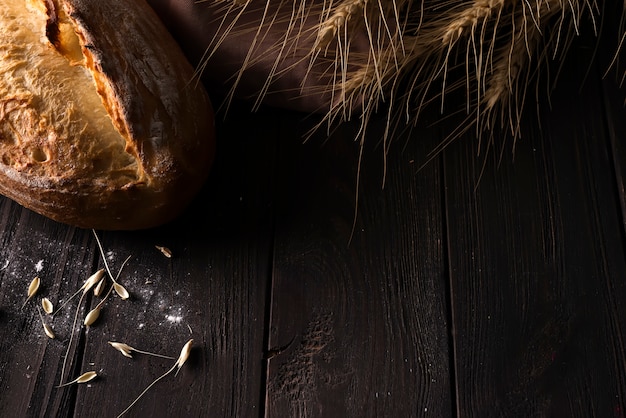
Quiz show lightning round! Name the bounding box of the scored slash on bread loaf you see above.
[0,0,215,229]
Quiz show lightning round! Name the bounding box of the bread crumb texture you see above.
[0,0,138,188]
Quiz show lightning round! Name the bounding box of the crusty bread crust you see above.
[0,0,215,229]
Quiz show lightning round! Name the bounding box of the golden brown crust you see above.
[0,0,215,229]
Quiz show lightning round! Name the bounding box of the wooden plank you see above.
[444,26,626,416]
[266,113,452,416]
[602,5,626,236]
[0,103,278,417]
[0,214,96,418]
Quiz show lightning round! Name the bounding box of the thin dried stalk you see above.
[92,230,131,299]
[95,255,132,309]
[37,306,55,339]
[58,267,111,383]
[59,242,131,383]
[108,341,177,360]
[92,230,116,283]
[116,340,194,418]
[52,269,103,317]
[60,289,88,384]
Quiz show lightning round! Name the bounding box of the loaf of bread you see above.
[0,0,215,229]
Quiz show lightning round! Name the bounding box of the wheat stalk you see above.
[198,0,603,137]
[315,0,369,52]
[442,0,508,46]
[193,0,610,228]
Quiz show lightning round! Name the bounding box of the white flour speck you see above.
[35,259,44,272]
[166,315,183,323]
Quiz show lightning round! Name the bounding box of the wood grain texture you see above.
[265,114,452,417]
[2,14,626,418]
[603,5,626,239]
[0,105,277,418]
[444,24,626,417]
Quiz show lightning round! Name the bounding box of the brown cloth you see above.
[146,0,364,114]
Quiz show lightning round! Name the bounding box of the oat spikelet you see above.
[42,297,54,314]
[28,276,40,297]
[82,269,106,295]
[84,306,101,327]
[93,278,106,297]
[21,276,40,309]
[155,245,173,258]
[108,341,177,360]
[59,239,131,384]
[43,323,55,339]
[113,283,130,300]
[175,339,193,375]
[74,371,98,383]
[58,371,97,387]
[109,342,133,358]
[52,269,105,317]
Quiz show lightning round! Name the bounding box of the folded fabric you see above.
[147,0,366,114]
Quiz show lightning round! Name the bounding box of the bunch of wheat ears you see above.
[196,0,623,147]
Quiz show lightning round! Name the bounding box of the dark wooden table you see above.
[1,16,626,418]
